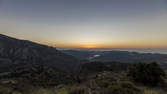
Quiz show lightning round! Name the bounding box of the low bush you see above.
[127,62,166,86]
[96,79,111,88]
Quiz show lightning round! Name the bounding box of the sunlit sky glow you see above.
[0,0,167,49]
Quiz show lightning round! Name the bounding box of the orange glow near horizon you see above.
[1,32,167,49]
[82,45,98,49]
[46,42,167,49]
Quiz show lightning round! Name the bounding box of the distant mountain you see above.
[0,34,79,72]
[62,50,167,68]
[62,50,95,60]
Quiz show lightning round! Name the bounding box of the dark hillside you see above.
[0,34,79,72]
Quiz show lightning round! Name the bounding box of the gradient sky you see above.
[0,0,167,49]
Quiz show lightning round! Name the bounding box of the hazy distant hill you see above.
[0,34,79,72]
[61,50,95,60]
[62,50,167,67]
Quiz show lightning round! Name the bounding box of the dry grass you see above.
[142,87,167,94]
[143,89,158,94]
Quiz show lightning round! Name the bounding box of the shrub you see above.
[57,88,68,94]
[127,62,166,86]
[96,79,111,88]
[0,87,12,94]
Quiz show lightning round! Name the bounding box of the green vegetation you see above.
[127,62,166,86]
[69,85,87,94]
[81,61,131,74]
[104,81,141,94]
[0,62,167,94]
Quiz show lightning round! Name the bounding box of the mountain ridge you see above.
[62,50,167,68]
[0,34,79,72]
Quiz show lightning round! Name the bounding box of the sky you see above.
[0,0,167,49]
